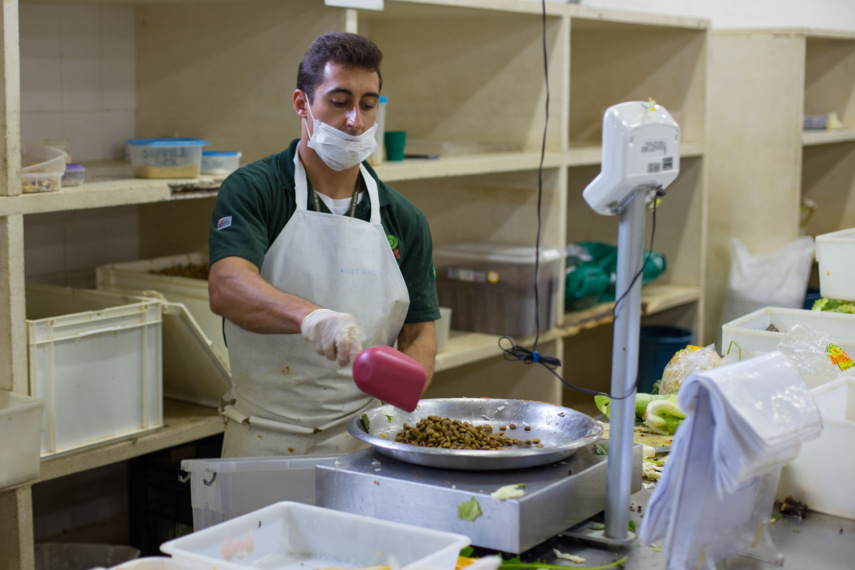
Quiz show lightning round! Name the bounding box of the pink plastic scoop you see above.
[351,346,426,412]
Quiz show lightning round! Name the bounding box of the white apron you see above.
[221,147,410,457]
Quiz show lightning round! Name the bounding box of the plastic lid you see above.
[65,163,86,172]
[202,151,241,157]
[379,95,388,103]
[127,138,209,147]
[434,242,563,264]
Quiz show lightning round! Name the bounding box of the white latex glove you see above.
[300,308,362,366]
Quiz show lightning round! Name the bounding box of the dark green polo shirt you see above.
[209,139,439,324]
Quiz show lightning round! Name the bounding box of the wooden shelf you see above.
[374,151,565,181]
[567,141,706,167]
[802,128,855,146]
[558,284,700,337]
[434,328,560,372]
[1,162,222,216]
[35,399,223,484]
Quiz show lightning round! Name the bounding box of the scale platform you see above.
[316,445,642,553]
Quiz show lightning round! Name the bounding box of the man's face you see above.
[306,62,381,136]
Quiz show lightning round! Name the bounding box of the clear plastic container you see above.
[200,151,241,174]
[22,171,62,193]
[434,242,563,336]
[368,95,388,166]
[61,163,85,187]
[126,138,209,179]
[181,455,339,531]
[22,142,67,174]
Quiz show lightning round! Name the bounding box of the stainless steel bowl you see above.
[347,398,603,470]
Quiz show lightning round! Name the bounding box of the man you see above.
[208,32,439,457]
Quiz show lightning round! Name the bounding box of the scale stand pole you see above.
[604,188,646,543]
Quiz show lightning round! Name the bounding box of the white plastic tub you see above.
[26,284,163,456]
[161,501,470,570]
[96,253,227,371]
[0,390,44,489]
[721,307,855,356]
[436,306,452,352]
[777,375,855,519]
[181,455,338,531]
[108,557,193,569]
[815,228,855,302]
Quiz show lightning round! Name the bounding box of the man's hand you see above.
[300,309,363,366]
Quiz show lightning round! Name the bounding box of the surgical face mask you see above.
[305,101,378,171]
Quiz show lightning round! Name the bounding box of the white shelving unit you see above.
[0,1,709,566]
[706,28,855,344]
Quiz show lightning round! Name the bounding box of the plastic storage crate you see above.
[26,284,163,456]
[777,376,855,519]
[815,228,855,302]
[721,307,855,356]
[97,253,227,371]
[34,542,140,570]
[160,501,470,570]
[434,242,562,336]
[0,390,44,489]
[181,455,338,531]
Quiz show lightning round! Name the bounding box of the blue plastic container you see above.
[637,325,694,393]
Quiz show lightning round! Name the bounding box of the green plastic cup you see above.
[384,131,407,161]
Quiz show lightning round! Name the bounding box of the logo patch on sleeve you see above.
[217,216,232,230]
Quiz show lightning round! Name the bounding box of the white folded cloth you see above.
[640,351,822,569]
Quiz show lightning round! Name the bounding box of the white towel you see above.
[640,351,822,569]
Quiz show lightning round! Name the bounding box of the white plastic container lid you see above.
[434,242,563,264]
[22,142,68,173]
[202,151,241,157]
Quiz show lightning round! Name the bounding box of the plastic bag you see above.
[720,237,815,328]
[565,242,666,308]
[659,344,722,394]
[776,322,849,379]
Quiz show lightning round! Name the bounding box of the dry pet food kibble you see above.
[394,416,541,450]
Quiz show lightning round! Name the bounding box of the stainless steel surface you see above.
[316,445,643,554]
[518,487,855,569]
[346,398,603,470]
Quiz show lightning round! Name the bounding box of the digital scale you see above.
[317,445,642,554]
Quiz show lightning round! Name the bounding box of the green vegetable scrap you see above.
[595,393,673,420]
[812,298,855,314]
[385,414,394,422]
[491,483,528,500]
[592,443,609,455]
[497,556,629,570]
[458,497,483,521]
[644,397,686,435]
[595,393,686,435]
[360,413,370,431]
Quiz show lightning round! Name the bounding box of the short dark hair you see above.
[297,32,383,102]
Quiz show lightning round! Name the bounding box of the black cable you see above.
[498,1,666,401]
[531,0,550,349]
